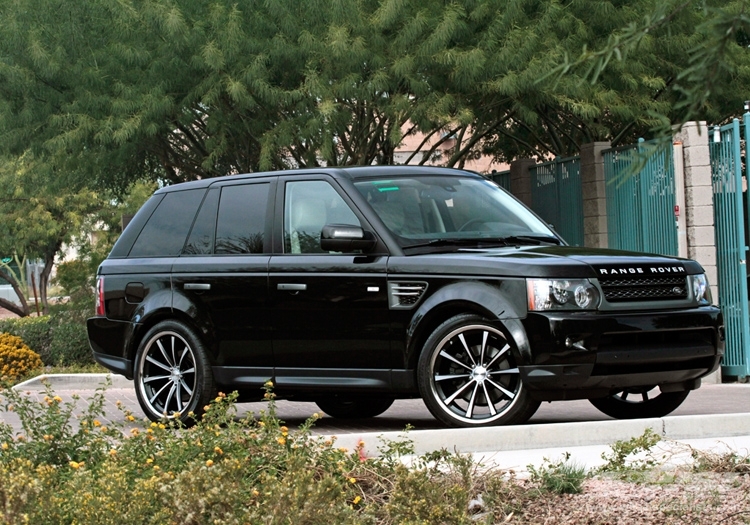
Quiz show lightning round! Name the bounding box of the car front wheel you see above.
[418,314,539,428]
[134,320,216,424]
[589,387,690,419]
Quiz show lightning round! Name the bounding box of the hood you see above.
[387,245,704,279]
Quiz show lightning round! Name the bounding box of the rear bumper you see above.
[87,317,134,379]
[518,306,723,400]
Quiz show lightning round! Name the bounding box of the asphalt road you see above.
[4,379,749,436]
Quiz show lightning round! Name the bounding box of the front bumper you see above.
[517,306,723,401]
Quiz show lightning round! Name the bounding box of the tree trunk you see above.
[0,266,30,317]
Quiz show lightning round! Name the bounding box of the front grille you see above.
[599,276,688,302]
[388,281,428,309]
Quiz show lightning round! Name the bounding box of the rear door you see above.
[171,178,275,390]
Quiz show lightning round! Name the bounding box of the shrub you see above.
[0,316,52,362]
[527,452,587,494]
[0,333,43,380]
[48,321,93,366]
[0,383,532,525]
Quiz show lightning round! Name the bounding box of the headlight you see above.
[527,279,600,311]
[689,274,712,305]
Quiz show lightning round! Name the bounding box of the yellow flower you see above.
[1,443,8,450]
[53,396,62,403]
[280,426,288,433]
[312,412,321,419]
[150,422,157,428]
[264,380,273,388]
[93,420,101,427]
[109,449,117,457]
[173,412,181,419]
[353,495,362,505]
[69,461,81,469]
[158,423,166,430]
[349,477,357,484]
[43,434,52,441]
[100,426,107,432]
[146,458,153,464]
[252,489,260,497]
[126,415,135,422]
[203,405,210,412]
[214,447,223,455]
[277,437,286,446]
[205,460,214,467]
[258,421,265,427]
[130,429,140,436]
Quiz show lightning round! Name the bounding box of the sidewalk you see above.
[7,374,750,472]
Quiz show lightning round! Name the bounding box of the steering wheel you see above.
[458,218,487,232]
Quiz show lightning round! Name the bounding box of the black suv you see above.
[87,166,723,427]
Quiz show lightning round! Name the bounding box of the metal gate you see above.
[710,117,750,379]
[603,139,678,255]
[529,156,583,246]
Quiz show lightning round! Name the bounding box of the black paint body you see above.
[87,166,723,403]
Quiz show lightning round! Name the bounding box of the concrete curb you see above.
[331,413,750,457]
[13,373,131,390]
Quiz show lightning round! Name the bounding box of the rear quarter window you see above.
[128,189,206,257]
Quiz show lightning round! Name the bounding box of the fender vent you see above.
[388,281,428,309]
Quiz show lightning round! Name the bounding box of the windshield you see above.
[354,175,558,249]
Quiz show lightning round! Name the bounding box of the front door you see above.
[269,177,393,394]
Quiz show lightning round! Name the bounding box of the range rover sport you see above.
[87,166,724,428]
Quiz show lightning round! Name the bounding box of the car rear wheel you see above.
[418,314,539,428]
[134,320,216,424]
[315,397,395,419]
[589,387,690,419]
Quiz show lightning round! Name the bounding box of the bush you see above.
[0,333,43,380]
[0,316,52,362]
[0,383,532,524]
[48,321,93,366]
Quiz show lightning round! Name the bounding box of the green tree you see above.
[0,155,102,316]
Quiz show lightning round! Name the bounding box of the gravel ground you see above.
[514,473,750,524]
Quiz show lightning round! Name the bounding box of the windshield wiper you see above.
[497,235,562,246]
[403,234,560,251]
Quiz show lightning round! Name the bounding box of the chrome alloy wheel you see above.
[427,324,522,425]
[136,330,197,418]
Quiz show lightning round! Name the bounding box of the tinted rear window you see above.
[129,189,206,257]
[215,183,270,254]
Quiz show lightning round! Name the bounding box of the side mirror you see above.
[320,224,377,252]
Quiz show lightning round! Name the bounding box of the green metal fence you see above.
[603,139,678,256]
[710,117,750,379]
[489,170,511,191]
[529,156,583,246]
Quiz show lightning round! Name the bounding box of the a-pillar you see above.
[580,141,611,248]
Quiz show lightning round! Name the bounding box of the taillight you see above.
[95,276,105,316]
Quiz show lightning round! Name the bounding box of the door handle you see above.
[277,283,307,291]
[184,283,211,291]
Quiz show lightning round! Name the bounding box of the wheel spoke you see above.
[465,382,480,418]
[180,378,193,396]
[457,334,477,366]
[434,373,471,381]
[488,367,519,375]
[439,350,473,371]
[485,344,510,368]
[175,383,183,411]
[444,379,476,405]
[482,382,497,416]
[146,355,171,372]
[486,377,515,399]
[156,339,175,367]
[181,367,196,375]
[479,331,489,365]
[178,348,189,367]
[163,383,177,413]
[171,337,178,370]
[143,374,171,383]
[149,381,171,405]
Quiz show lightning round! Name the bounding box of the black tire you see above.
[315,397,395,419]
[589,387,690,419]
[417,314,540,428]
[134,320,216,424]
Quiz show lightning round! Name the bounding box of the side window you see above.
[284,180,361,254]
[183,189,219,255]
[129,189,205,257]
[215,183,269,254]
